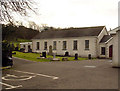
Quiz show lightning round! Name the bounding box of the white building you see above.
[32,26,114,58]
[20,42,32,52]
[109,27,120,67]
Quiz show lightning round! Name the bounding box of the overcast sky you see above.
[22,0,119,30]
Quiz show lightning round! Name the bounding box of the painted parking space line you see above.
[84,66,96,68]
[14,70,59,80]
[0,82,22,89]
[2,74,36,81]
[1,70,59,89]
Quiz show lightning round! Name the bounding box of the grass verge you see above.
[12,51,88,62]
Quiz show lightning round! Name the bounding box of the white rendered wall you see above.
[97,27,108,57]
[112,31,120,67]
[32,37,97,58]
[20,44,32,52]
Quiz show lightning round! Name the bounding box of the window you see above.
[73,40,78,50]
[44,42,47,50]
[36,42,39,50]
[53,41,57,50]
[101,47,106,55]
[85,40,89,50]
[63,41,67,50]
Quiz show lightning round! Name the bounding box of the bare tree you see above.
[0,0,37,24]
[28,21,36,29]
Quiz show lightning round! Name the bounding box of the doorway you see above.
[28,45,31,52]
[109,45,113,58]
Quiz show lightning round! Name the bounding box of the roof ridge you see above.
[69,26,105,29]
[44,26,105,31]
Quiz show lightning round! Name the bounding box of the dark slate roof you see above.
[33,26,105,39]
[100,35,112,43]
[109,26,120,34]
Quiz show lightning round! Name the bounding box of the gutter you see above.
[105,37,113,44]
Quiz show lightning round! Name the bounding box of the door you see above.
[109,45,113,58]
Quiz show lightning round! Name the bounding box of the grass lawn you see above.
[10,38,31,47]
[12,51,88,62]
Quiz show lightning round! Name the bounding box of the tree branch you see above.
[0,0,37,23]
